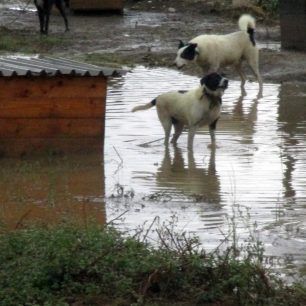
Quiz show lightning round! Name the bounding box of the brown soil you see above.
[1,0,306,83]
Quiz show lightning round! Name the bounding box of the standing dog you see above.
[132,72,228,150]
[34,0,69,34]
[175,14,262,96]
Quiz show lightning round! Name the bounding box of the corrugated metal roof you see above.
[0,56,125,77]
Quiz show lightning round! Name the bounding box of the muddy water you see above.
[105,66,306,275]
[0,65,305,277]
[0,154,105,228]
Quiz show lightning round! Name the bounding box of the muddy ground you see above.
[1,0,306,83]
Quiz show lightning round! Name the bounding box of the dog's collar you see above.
[203,88,222,109]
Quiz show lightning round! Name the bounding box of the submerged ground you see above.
[1,0,306,288]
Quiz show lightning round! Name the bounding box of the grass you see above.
[0,26,70,54]
[80,52,136,68]
[255,0,279,15]
[0,218,306,306]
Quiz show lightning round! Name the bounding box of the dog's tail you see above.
[131,98,156,112]
[238,14,256,46]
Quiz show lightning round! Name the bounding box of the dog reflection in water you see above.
[156,146,221,204]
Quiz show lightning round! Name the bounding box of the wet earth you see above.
[2,0,306,82]
[1,0,306,281]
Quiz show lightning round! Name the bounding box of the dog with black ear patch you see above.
[175,14,262,96]
[34,0,69,34]
[132,72,228,150]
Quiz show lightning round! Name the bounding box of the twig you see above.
[15,209,32,229]
[113,146,123,164]
[156,228,171,250]
[142,216,159,243]
[106,209,129,225]
[112,146,123,175]
[138,137,164,147]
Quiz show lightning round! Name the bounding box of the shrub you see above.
[0,222,306,305]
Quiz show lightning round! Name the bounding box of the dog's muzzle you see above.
[219,78,229,89]
[176,64,184,70]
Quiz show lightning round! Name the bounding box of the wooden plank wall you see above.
[0,76,107,157]
[70,0,124,11]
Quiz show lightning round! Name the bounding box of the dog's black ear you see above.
[200,75,207,86]
[190,43,199,55]
[178,40,185,49]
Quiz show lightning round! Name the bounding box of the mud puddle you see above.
[0,0,36,11]
[105,66,306,277]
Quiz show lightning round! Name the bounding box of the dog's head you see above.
[174,40,199,69]
[200,73,229,97]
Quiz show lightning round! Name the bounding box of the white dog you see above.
[132,72,228,150]
[175,14,262,96]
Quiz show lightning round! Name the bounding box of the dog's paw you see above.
[207,143,219,149]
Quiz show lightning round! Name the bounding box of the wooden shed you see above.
[70,0,124,12]
[0,56,124,157]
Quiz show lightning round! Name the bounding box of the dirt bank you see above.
[1,0,306,83]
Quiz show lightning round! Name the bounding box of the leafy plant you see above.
[0,219,306,306]
[255,0,279,14]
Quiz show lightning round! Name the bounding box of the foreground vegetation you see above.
[0,221,305,306]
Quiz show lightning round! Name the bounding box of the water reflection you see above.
[156,146,220,204]
[0,153,105,229]
[278,83,306,203]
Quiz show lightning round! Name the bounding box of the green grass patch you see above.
[255,0,279,15]
[0,222,306,306]
[0,26,70,54]
[80,52,135,68]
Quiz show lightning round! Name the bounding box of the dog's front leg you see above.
[187,126,197,150]
[45,11,50,34]
[208,118,219,148]
[36,8,45,34]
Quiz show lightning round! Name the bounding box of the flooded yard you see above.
[105,66,306,277]
[0,65,306,279]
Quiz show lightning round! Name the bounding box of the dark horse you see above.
[34,0,69,34]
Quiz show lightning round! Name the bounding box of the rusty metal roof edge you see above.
[42,56,127,76]
[0,55,127,77]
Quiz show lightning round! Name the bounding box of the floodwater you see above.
[0,65,306,279]
[105,66,306,277]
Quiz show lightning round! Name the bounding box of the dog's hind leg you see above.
[235,63,247,96]
[246,51,263,97]
[55,0,69,32]
[171,122,184,145]
[158,115,172,146]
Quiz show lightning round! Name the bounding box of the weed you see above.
[0,219,306,306]
[255,0,279,14]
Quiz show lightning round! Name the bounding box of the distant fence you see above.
[280,0,306,51]
[69,0,124,12]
